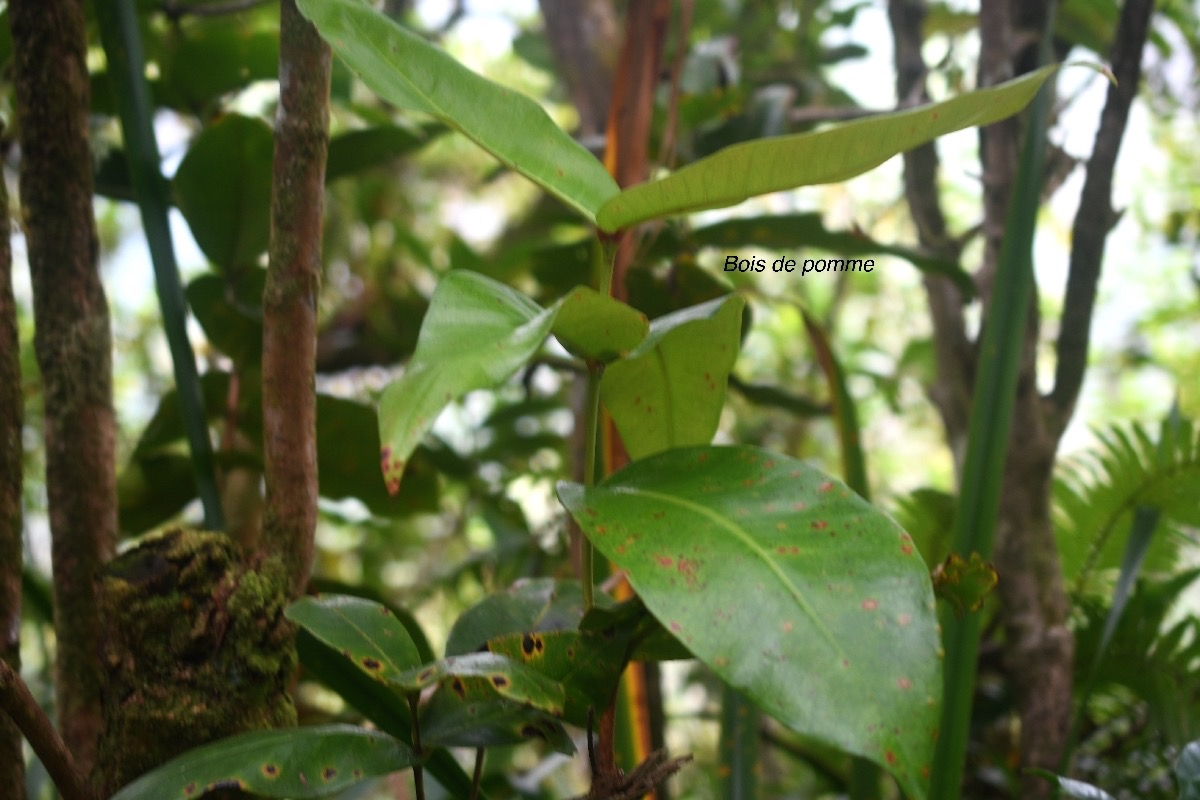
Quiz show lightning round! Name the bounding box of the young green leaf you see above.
[558,445,941,798]
[295,0,619,223]
[286,595,424,685]
[596,64,1062,231]
[110,725,416,800]
[378,272,647,493]
[600,295,744,460]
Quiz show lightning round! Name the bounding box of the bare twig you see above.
[0,661,96,800]
[162,0,271,21]
[1050,0,1156,427]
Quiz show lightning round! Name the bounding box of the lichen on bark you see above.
[96,528,297,795]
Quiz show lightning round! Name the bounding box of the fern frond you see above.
[1054,418,1200,595]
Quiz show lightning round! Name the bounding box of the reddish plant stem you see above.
[261,0,332,598]
[0,661,95,800]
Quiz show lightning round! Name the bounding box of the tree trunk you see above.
[9,0,115,775]
[0,121,26,800]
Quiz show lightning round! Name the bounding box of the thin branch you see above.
[1049,0,1156,427]
[261,0,332,597]
[162,0,271,21]
[0,661,96,800]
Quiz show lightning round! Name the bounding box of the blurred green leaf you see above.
[325,124,446,182]
[173,114,274,271]
[287,595,424,686]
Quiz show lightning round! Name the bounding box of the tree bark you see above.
[0,123,26,800]
[9,0,115,775]
[537,0,619,138]
[261,0,331,599]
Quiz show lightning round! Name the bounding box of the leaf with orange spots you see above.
[931,552,998,617]
[286,595,423,686]
[110,725,416,800]
[558,444,942,798]
[601,294,745,460]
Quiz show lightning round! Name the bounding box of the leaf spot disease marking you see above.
[322,766,338,782]
[818,481,835,493]
[353,769,363,779]
[885,750,897,766]
[262,763,280,778]
[776,545,800,555]
[521,633,544,657]
[861,598,879,611]
[656,554,674,568]
[491,674,510,689]
[897,613,912,627]
[811,520,828,530]
[781,621,794,633]
[184,784,197,796]
[361,656,382,672]
[451,677,467,698]
[896,677,913,690]
[417,667,436,683]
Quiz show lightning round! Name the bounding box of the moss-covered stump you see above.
[96,528,298,794]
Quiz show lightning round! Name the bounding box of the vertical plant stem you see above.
[928,18,1056,797]
[717,686,760,800]
[9,0,115,775]
[409,694,426,800]
[0,122,26,800]
[94,0,224,531]
[581,362,602,611]
[261,0,331,597]
[469,747,485,800]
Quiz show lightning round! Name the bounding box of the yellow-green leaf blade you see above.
[596,64,1060,232]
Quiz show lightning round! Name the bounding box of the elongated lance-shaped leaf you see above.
[379,271,647,492]
[110,725,417,800]
[558,446,941,797]
[596,64,1062,232]
[391,652,565,715]
[286,595,424,684]
[600,294,745,461]
[295,0,619,223]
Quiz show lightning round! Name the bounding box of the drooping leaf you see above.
[378,271,556,494]
[378,272,646,493]
[558,445,941,797]
[444,578,588,656]
[286,595,424,686]
[600,294,744,460]
[110,725,416,800]
[596,64,1063,231]
[173,114,274,271]
[295,0,619,224]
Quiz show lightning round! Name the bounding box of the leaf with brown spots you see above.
[286,595,423,685]
[558,445,941,798]
[110,725,416,800]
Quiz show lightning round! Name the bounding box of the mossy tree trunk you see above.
[9,0,116,776]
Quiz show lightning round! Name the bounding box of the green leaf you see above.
[325,124,445,182]
[931,552,999,617]
[600,295,744,460]
[286,595,424,685]
[295,0,618,224]
[392,652,565,716]
[596,64,1062,231]
[378,271,557,494]
[173,114,274,271]
[1026,770,1116,800]
[154,12,281,112]
[378,272,647,493]
[419,676,575,754]
[110,725,416,800]
[1178,740,1200,800]
[551,286,649,362]
[558,445,941,797]
[186,270,266,367]
[444,578,588,656]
